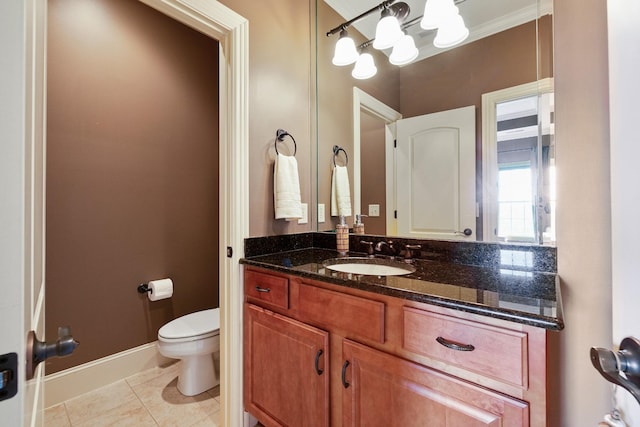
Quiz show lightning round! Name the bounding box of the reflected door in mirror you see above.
[396,106,476,240]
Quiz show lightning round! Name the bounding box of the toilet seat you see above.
[158,308,220,343]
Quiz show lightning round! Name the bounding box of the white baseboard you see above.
[44,341,172,408]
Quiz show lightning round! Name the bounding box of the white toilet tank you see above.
[158,308,220,342]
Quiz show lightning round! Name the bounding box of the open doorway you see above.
[19,1,248,425]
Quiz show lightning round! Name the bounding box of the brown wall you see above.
[219,0,315,237]
[360,113,386,235]
[317,1,400,232]
[399,19,545,117]
[46,0,219,373]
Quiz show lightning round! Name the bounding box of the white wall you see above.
[0,1,26,425]
[608,0,640,424]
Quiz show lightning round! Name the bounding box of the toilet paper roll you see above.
[148,278,173,301]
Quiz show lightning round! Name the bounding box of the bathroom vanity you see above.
[241,235,562,427]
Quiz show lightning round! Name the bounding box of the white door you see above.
[608,0,640,424]
[395,106,476,240]
[0,1,47,425]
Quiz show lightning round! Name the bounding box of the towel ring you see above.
[275,129,297,156]
[333,145,348,167]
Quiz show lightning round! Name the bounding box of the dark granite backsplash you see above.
[244,232,556,273]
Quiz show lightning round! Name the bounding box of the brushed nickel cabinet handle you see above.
[436,336,475,352]
[255,286,271,293]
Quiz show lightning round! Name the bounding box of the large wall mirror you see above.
[316,0,555,246]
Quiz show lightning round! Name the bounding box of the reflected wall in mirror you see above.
[316,0,554,245]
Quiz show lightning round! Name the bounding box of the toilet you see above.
[157,308,220,396]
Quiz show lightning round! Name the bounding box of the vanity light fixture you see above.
[332,28,360,66]
[327,0,469,79]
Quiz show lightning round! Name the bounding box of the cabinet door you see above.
[244,304,329,427]
[341,339,529,427]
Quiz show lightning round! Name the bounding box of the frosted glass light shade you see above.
[373,15,403,50]
[351,53,377,79]
[332,30,359,66]
[433,9,469,48]
[420,0,457,30]
[389,34,418,65]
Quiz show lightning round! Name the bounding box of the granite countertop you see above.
[241,248,564,331]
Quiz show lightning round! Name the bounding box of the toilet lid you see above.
[158,308,220,340]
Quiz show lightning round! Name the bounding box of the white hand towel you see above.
[331,165,352,217]
[274,153,303,220]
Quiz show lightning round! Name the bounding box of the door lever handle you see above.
[26,327,79,380]
[591,336,640,404]
[454,228,473,237]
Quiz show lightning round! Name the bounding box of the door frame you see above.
[352,88,402,234]
[25,1,249,426]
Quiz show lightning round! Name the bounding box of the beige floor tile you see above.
[72,398,157,427]
[132,375,220,427]
[64,380,138,425]
[126,361,179,388]
[187,409,221,427]
[44,403,71,427]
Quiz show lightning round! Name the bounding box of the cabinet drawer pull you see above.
[436,336,475,352]
[341,360,350,388]
[255,286,271,293]
[314,349,324,375]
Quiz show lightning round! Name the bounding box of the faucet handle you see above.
[404,244,422,261]
[360,240,374,257]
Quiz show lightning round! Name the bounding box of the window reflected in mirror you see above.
[487,85,555,245]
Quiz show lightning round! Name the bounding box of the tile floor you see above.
[44,362,221,427]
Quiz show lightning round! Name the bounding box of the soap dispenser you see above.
[353,214,367,235]
[336,215,349,255]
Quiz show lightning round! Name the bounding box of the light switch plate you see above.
[369,204,380,217]
[298,203,308,224]
[318,203,325,223]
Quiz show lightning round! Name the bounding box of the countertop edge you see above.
[240,257,564,331]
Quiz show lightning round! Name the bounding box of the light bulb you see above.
[389,34,418,66]
[420,0,457,30]
[433,8,469,48]
[373,14,403,50]
[351,52,377,79]
[332,29,359,66]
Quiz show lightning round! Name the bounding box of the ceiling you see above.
[324,0,553,63]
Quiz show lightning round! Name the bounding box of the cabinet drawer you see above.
[245,270,289,310]
[403,307,528,388]
[299,283,385,344]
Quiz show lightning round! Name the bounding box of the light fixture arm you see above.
[326,0,395,37]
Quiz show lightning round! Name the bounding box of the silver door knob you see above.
[26,327,79,380]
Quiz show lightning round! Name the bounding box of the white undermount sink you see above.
[322,257,416,276]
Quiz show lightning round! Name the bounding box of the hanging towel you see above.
[274,153,303,220]
[331,165,352,217]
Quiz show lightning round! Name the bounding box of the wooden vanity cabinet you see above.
[244,303,329,427]
[243,266,551,427]
[342,339,528,427]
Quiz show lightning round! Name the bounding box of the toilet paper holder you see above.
[137,283,152,294]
